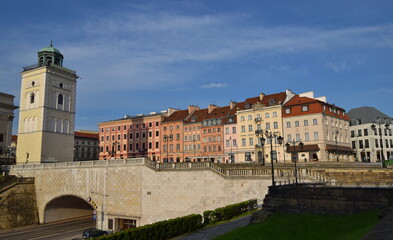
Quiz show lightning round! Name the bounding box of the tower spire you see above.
[50,40,53,47]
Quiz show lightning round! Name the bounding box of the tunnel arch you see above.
[44,195,95,223]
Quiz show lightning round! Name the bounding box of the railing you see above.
[2,158,333,183]
[0,176,34,193]
[3,158,145,171]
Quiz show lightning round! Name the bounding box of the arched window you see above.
[30,93,35,104]
[58,94,63,105]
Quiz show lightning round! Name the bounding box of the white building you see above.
[348,107,393,163]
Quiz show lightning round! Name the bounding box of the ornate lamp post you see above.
[163,135,172,163]
[371,119,390,168]
[255,129,283,186]
[285,140,304,184]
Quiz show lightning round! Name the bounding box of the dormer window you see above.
[285,108,291,114]
[191,116,197,122]
[268,99,276,106]
[245,103,252,109]
[301,105,309,112]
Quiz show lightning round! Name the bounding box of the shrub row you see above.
[203,198,258,224]
[95,214,203,240]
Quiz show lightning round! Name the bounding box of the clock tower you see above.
[16,44,78,163]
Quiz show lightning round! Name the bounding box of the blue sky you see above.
[1,0,393,133]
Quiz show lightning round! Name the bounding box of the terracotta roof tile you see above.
[162,109,189,123]
[75,131,99,139]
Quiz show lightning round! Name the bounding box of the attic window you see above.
[191,116,197,122]
[245,103,252,109]
[269,99,276,106]
[301,105,309,112]
[228,117,233,123]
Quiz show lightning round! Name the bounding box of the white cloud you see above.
[201,83,227,88]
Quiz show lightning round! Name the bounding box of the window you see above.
[365,139,369,148]
[117,135,121,140]
[356,129,362,137]
[57,94,63,105]
[124,134,127,139]
[295,121,300,127]
[129,133,133,139]
[302,105,309,112]
[248,115,252,120]
[296,133,300,141]
[123,144,127,151]
[149,122,152,127]
[226,140,230,147]
[313,118,318,125]
[287,134,292,142]
[314,132,319,140]
[240,116,245,121]
[286,122,291,128]
[232,127,236,133]
[248,125,253,132]
[265,113,270,118]
[123,125,127,130]
[233,139,237,147]
[305,133,309,141]
[241,126,246,132]
[359,140,364,148]
[304,120,309,126]
[273,122,278,129]
[350,130,355,137]
[249,138,254,146]
[0,134,3,142]
[242,138,246,146]
[225,127,229,134]
[156,142,159,148]
[375,139,379,148]
[285,108,291,114]
[266,123,270,130]
[136,133,139,138]
[273,112,277,117]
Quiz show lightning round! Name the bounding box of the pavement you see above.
[173,215,252,240]
[362,211,393,240]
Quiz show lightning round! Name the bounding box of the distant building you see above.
[282,91,353,162]
[0,92,18,164]
[74,131,99,161]
[98,111,166,161]
[347,107,393,162]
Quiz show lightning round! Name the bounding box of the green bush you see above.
[95,214,203,240]
[203,210,216,224]
[203,199,258,224]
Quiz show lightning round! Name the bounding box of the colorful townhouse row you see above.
[98,90,353,163]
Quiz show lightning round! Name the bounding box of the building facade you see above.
[236,91,293,163]
[16,44,78,163]
[348,107,393,162]
[74,131,99,161]
[98,112,165,161]
[0,92,18,157]
[282,92,353,162]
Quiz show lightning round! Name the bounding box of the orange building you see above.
[183,107,208,161]
[98,112,165,160]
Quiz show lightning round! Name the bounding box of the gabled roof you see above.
[205,106,230,120]
[243,92,287,108]
[162,109,189,123]
[284,95,319,106]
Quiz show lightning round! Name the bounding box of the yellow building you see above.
[236,91,295,163]
[16,44,78,163]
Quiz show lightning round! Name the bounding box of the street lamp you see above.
[371,119,390,168]
[285,140,304,185]
[163,135,172,163]
[335,131,339,162]
[255,129,284,186]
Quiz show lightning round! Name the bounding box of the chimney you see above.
[229,101,237,110]
[188,105,200,114]
[167,107,179,116]
[208,104,218,114]
[259,93,265,100]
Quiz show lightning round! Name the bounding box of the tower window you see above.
[58,94,63,105]
[30,93,35,104]
[59,83,63,88]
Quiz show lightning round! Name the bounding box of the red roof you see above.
[75,131,99,139]
[162,109,189,123]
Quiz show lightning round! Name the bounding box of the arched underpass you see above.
[44,195,94,223]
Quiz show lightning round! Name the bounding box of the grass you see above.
[213,211,379,240]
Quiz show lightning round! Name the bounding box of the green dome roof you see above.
[38,46,62,55]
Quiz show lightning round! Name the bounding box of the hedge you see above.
[95,214,203,240]
[204,199,258,224]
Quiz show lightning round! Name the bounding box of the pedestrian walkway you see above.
[173,215,251,240]
[362,211,393,240]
